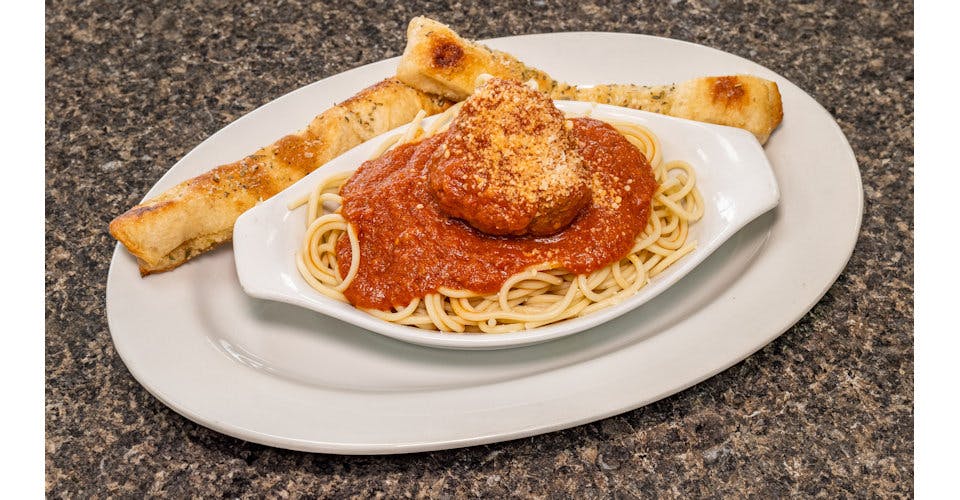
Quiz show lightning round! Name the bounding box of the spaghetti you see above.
[289,97,703,334]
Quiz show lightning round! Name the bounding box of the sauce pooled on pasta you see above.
[336,79,657,310]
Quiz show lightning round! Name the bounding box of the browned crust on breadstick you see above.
[109,77,451,275]
[396,17,783,143]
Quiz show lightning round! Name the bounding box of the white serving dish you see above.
[232,101,780,349]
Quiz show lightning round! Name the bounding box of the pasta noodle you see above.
[289,108,704,333]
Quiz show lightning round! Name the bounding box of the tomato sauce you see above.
[335,118,657,310]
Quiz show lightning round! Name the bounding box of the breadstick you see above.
[110,78,451,275]
[396,17,782,143]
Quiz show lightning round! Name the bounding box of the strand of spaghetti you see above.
[649,242,697,277]
[610,258,633,290]
[388,305,435,325]
[656,212,685,238]
[658,211,680,235]
[304,184,321,225]
[658,181,703,221]
[656,177,684,195]
[609,121,662,169]
[302,214,347,283]
[661,221,689,250]
[369,106,451,163]
[523,298,593,330]
[476,320,524,334]
[687,186,706,220]
[369,134,401,159]
[295,253,347,301]
[363,298,420,322]
[424,294,461,332]
[496,266,561,312]
[581,255,647,316]
[288,170,354,211]
[334,223,361,292]
[303,191,344,228]
[433,294,468,332]
[316,171,353,193]
[450,277,580,323]
[522,292,567,305]
[452,297,481,315]
[644,242,680,257]
[585,267,614,292]
[661,161,698,200]
[320,228,343,268]
[655,192,700,220]
[397,110,427,145]
[394,315,437,327]
[444,303,472,330]
[318,192,342,208]
[632,217,663,253]
[597,257,641,290]
[472,296,500,311]
[504,283,553,302]
[578,274,608,302]
[662,177,695,205]
[577,266,614,302]
[641,253,664,273]
[422,101,464,137]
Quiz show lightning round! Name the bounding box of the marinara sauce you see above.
[335,118,657,310]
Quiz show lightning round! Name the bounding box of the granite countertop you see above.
[46,0,913,496]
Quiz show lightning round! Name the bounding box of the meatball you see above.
[426,78,591,237]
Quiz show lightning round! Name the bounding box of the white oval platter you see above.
[106,32,862,454]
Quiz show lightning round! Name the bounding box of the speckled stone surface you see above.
[46,0,913,496]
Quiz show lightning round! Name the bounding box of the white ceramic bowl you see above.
[232,101,780,349]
